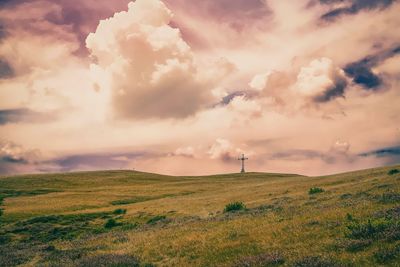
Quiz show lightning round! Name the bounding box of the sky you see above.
[0,0,399,176]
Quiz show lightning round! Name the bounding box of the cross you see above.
[238,154,248,173]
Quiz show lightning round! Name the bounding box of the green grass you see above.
[0,164,399,266]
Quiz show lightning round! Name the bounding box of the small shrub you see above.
[113,209,127,215]
[234,252,285,267]
[373,245,400,264]
[224,202,246,213]
[379,206,400,220]
[0,234,11,245]
[44,245,56,252]
[309,187,324,195]
[388,169,400,175]
[104,219,120,229]
[345,218,400,240]
[293,256,343,267]
[346,213,354,221]
[146,215,166,225]
[344,239,372,252]
[340,193,352,199]
[378,192,400,204]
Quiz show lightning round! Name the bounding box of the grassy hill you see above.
[1,165,400,266]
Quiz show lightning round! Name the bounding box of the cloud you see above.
[0,58,13,79]
[320,0,396,21]
[359,146,400,157]
[358,145,400,165]
[208,139,243,162]
[0,108,56,125]
[173,146,195,158]
[49,152,142,172]
[164,0,271,49]
[296,57,348,102]
[0,0,132,55]
[0,140,41,174]
[331,140,350,154]
[344,45,400,90]
[248,57,349,115]
[86,0,222,119]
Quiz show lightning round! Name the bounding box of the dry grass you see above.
[0,165,399,266]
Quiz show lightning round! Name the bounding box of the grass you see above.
[0,164,399,266]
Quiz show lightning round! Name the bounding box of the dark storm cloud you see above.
[344,62,382,89]
[0,58,14,79]
[320,0,397,21]
[359,146,400,165]
[344,45,400,90]
[0,156,27,164]
[314,75,348,102]
[221,91,248,105]
[359,146,400,157]
[0,108,56,125]
[0,23,7,40]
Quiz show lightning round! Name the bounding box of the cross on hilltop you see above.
[238,154,248,173]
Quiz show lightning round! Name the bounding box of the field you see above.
[1,165,400,266]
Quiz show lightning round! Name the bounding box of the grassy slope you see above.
[0,165,400,266]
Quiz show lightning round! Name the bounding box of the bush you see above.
[146,215,166,225]
[309,187,325,195]
[388,169,400,175]
[345,218,400,240]
[344,239,372,252]
[224,202,246,213]
[113,209,127,215]
[234,252,284,267]
[104,219,120,229]
[0,234,11,245]
[373,245,400,264]
[378,193,400,204]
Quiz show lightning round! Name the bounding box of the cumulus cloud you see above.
[0,140,41,174]
[0,140,39,163]
[295,57,348,102]
[208,139,243,162]
[86,0,223,119]
[331,140,350,154]
[173,146,195,158]
[0,0,399,176]
[248,57,348,115]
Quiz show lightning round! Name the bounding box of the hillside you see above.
[1,165,400,266]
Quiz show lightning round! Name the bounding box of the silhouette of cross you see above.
[238,154,248,173]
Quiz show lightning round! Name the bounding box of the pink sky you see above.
[0,0,399,176]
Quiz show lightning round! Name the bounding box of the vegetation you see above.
[146,215,166,225]
[388,169,400,175]
[309,187,325,195]
[224,201,246,212]
[234,252,284,267]
[0,165,399,266]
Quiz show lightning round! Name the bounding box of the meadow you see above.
[1,165,400,266]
